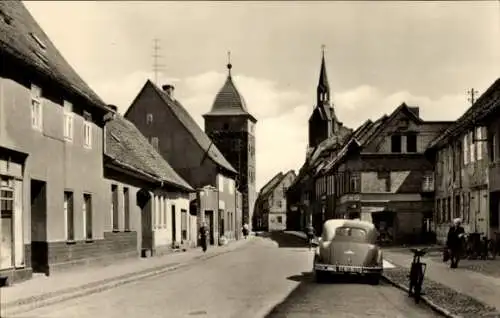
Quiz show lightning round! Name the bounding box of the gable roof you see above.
[257,170,296,202]
[360,103,421,148]
[0,1,110,111]
[105,115,193,192]
[428,78,500,150]
[322,116,388,174]
[259,172,284,195]
[127,80,237,175]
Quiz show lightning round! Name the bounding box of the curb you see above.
[3,240,250,316]
[381,274,462,318]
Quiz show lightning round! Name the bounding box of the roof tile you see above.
[147,81,237,174]
[105,115,193,192]
[0,1,108,110]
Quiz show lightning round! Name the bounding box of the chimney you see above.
[108,104,118,112]
[162,84,175,99]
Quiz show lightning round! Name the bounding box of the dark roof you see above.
[0,1,110,111]
[428,78,500,150]
[322,116,388,174]
[317,53,330,93]
[105,115,193,192]
[257,170,296,202]
[141,80,237,175]
[203,67,257,123]
[259,172,284,195]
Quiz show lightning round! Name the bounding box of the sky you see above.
[24,1,500,191]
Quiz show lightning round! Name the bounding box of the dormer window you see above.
[146,113,153,125]
[30,33,46,50]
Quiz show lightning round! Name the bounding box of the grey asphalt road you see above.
[13,233,440,318]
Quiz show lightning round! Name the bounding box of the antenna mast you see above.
[467,88,479,106]
[152,38,165,85]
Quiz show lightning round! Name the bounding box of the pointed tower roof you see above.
[203,52,257,122]
[318,46,330,92]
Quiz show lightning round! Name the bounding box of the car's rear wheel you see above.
[367,273,381,285]
[315,270,327,283]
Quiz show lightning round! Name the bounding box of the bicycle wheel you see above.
[408,263,417,297]
[413,266,423,304]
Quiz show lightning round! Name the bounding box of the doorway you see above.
[205,210,214,245]
[137,189,152,258]
[171,205,176,243]
[30,179,48,275]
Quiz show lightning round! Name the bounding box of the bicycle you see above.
[481,236,497,260]
[408,248,428,304]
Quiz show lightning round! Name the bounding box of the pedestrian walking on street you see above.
[200,223,208,252]
[446,218,465,268]
[306,225,315,250]
[242,223,249,239]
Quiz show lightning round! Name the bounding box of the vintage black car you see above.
[312,219,383,284]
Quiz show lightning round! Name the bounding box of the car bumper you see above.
[314,263,383,274]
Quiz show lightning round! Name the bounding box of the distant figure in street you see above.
[242,223,249,239]
[446,218,465,268]
[306,225,315,250]
[199,223,208,252]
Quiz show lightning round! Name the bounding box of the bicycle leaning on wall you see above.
[408,248,428,304]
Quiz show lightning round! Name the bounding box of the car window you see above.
[333,227,367,242]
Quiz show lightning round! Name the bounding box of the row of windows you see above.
[31,84,93,149]
[463,127,487,165]
[315,171,361,199]
[436,194,471,225]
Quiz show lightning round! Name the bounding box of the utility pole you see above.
[467,88,479,106]
[152,38,165,85]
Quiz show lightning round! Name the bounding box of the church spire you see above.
[227,50,232,78]
[317,45,330,106]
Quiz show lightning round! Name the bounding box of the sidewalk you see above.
[383,249,500,313]
[284,231,307,240]
[0,238,251,316]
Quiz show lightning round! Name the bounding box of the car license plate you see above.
[337,266,362,273]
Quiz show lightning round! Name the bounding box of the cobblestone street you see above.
[11,233,438,318]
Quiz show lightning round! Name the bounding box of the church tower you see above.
[203,53,257,231]
[308,46,342,152]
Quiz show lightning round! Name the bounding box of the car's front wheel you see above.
[315,270,327,283]
[367,273,381,285]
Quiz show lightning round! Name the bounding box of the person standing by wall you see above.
[446,218,465,268]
